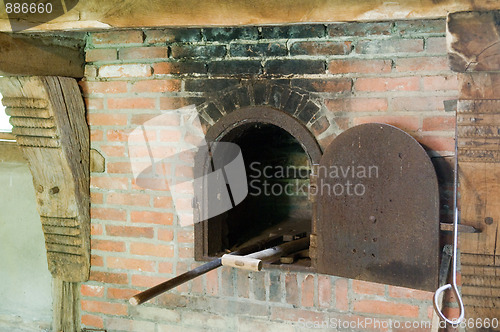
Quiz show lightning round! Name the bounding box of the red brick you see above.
[131,177,170,191]
[355,77,419,92]
[130,79,181,93]
[130,242,174,257]
[99,64,152,78]
[422,116,455,131]
[81,300,128,316]
[291,40,352,55]
[90,129,103,141]
[285,274,299,305]
[89,271,128,284]
[441,306,461,321]
[191,269,204,294]
[106,225,154,238]
[128,145,177,158]
[353,115,420,132]
[426,37,447,53]
[85,98,104,110]
[91,176,128,190]
[422,75,459,91]
[388,285,433,301]
[91,207,127,221]
[86,48,117,62]
[153,196,173,208]
[327,98,388,112]
[107,192,150,207]
[119,46,169,60]
[85,65,97,78]
[105,129,128,142]
[318,276,332,308]
[108,97,156,109]
[158,229,174,242]
[354,299,419,318]
[301,275,315,307]
[81,284,105,298]
[391,96,451,112]
[159,97,188,110]
[107,162,132,174]
[175,262,190,292]
[395,57,449,72]
[328,59,392,74]
[131,211,173,225]
[91,239,126,252]
[177,229,194,243]
[270,307,325,322]
[91,224,103,236]
[159,262,173,274]
[417,135,455,152]
[90,192,103,204]
[80,81,127,95]
[335,279,349,311]
[357,39,424,54]
[81,314,104,329]
[107,257,155,272]
[92,31,144,45]
[206,269,218,296]
[87,113,128,126]
[131,113,180,126]
[153,62,205,75]
[178,246,194,258]
[144,29,176,44]
[99,145,126,157]
[352,279,385,295]
[107,287,139,300]
[131,274,169,288]
[159,129,183,142]
[91,255,104,267]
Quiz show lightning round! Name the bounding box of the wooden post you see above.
[447,10,500,321]
[0,76,90,331]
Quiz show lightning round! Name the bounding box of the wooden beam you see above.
[0,76,90,283]
[0,32,84,78]
[1,0,500,32]
[448,10,500,72]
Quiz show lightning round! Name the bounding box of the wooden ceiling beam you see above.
[0,0,500,32]
[0,32,85,78]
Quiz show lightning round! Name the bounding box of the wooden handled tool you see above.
[129,235,308,305]
[220,236,310,272]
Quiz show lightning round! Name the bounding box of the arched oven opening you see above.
[194,106,322,268]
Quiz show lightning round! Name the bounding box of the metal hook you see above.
[433,209,465,325]
[433,118,465,325]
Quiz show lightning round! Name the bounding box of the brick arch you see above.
[196,81,331,140]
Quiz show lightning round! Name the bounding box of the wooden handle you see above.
[129,235,286,305]
[129,258,222,306]
[221,254,262,271]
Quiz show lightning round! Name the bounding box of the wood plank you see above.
[0,0,500,32]
[462,285,500,298]
[462,265,500,277]
[52,279,80,332]
[461,253,500,266]
[463,295,500,308]
[459,162,500,255]
[0,33,84,78]
[462,275,500,287]
[459,73,500,100]
[448,10,500,72]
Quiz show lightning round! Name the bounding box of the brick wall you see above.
[80,19,457,331]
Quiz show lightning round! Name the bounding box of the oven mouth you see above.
[216,122,311,254]
[195,106,323,267]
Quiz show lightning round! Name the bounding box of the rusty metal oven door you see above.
[314,123,439,291]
